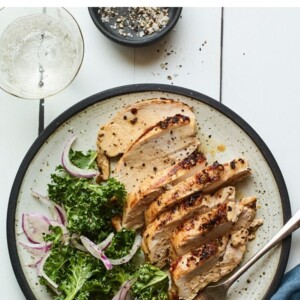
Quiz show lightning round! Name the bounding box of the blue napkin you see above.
[271,264,300,300]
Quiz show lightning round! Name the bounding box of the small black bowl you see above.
[88,7,182,47]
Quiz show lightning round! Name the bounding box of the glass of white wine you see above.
[0,7,84,99]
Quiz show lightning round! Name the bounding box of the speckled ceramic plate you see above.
[7,84,291,300]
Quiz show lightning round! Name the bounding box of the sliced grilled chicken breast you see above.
[116,114,198,194]
[172,197,261,300]
[145,158,250,225]
[97,98,195,157]
[142,187,235,268]
[123,150,206,229]
[136,149,207,204]
[170,236,229,300]
[192,198,260,300]
[120,115,199,228]
[171,201,241,256]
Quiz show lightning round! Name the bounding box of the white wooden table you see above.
[1,7,300,299]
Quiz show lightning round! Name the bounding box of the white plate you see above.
[7,84,291,300]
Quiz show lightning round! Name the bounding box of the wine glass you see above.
[0,7,84,99]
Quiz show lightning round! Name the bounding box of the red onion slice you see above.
[26,256,42,268]
[98,232,114,250]
[61,135,99,178]
[37,252,59,293]
[120,279,136,300]
[22,213,52,244]
[31,191,67,225]
[70,236,88,252]
[109,234,142,265]
[112,279,136,300]
[80,236,112,270]
[71,232,113,253]
[19,241,52,255]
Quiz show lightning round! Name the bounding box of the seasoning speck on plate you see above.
[98,7,170,38]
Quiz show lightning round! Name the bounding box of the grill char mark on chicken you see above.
[170,197,262,300]
[171,201,240,257]
[145,158,250,225]
[120,114,199,229]
[97,98,195,157]
[142,187,235,268]
[170,237,229,300]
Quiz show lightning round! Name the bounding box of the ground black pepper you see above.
[99,7,170,38]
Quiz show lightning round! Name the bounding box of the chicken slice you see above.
[97,98,195,157]
[116,114,198,193]
[142,187,235,268]
[123,149,206,229]
[95,147,110,181]
[171,201,241,257]
[145,158,250,225]
[136,149,207,204]
[170,236,229,300]
[172,197,262,300]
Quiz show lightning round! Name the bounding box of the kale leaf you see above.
[41,245,72,286]
[59,252,100,300]
[69,149,98,170]
[80,264,134,299]
[105,228,136,259]
[43,245,136,300]
[44,225,64,246]
[131,264,169,300]
[48,167,126,242]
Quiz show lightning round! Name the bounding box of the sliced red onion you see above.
[55,205,67,226]
[109,234,142,265]
[26,256,42,268]
[166,270,172,291]
[70,236,88,252]
[31,191,67,225]
[71,233,113,253]
[120,279,136,300]
[98,232,114,250]
[19,241,52,255]
[80,236,112,270]
[22,213,52,244]
[112,279,136,300]
[61,135,99,178]
[37,252,59,293]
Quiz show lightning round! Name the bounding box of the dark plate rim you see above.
[88,7,183,47]
[7,83,291,300]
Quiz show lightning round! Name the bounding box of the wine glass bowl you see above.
[0,8,84,99]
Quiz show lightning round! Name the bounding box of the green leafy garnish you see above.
[80,264,135,299]
[48,167,126,242]
[105,228,136,259]
[41,245,72,285]
[59,252,99,300]
[131,264,169,300]
[44,225,64,246]
[43,243,137,300]
[69,149,98,170]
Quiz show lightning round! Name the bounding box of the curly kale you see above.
[131,264,169,300]
[45,247,104,300]
[39,149,169,300]
[43,244,136,300]
[105,228,136,259]
[48,165,126,242]
[69,149,98,170]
